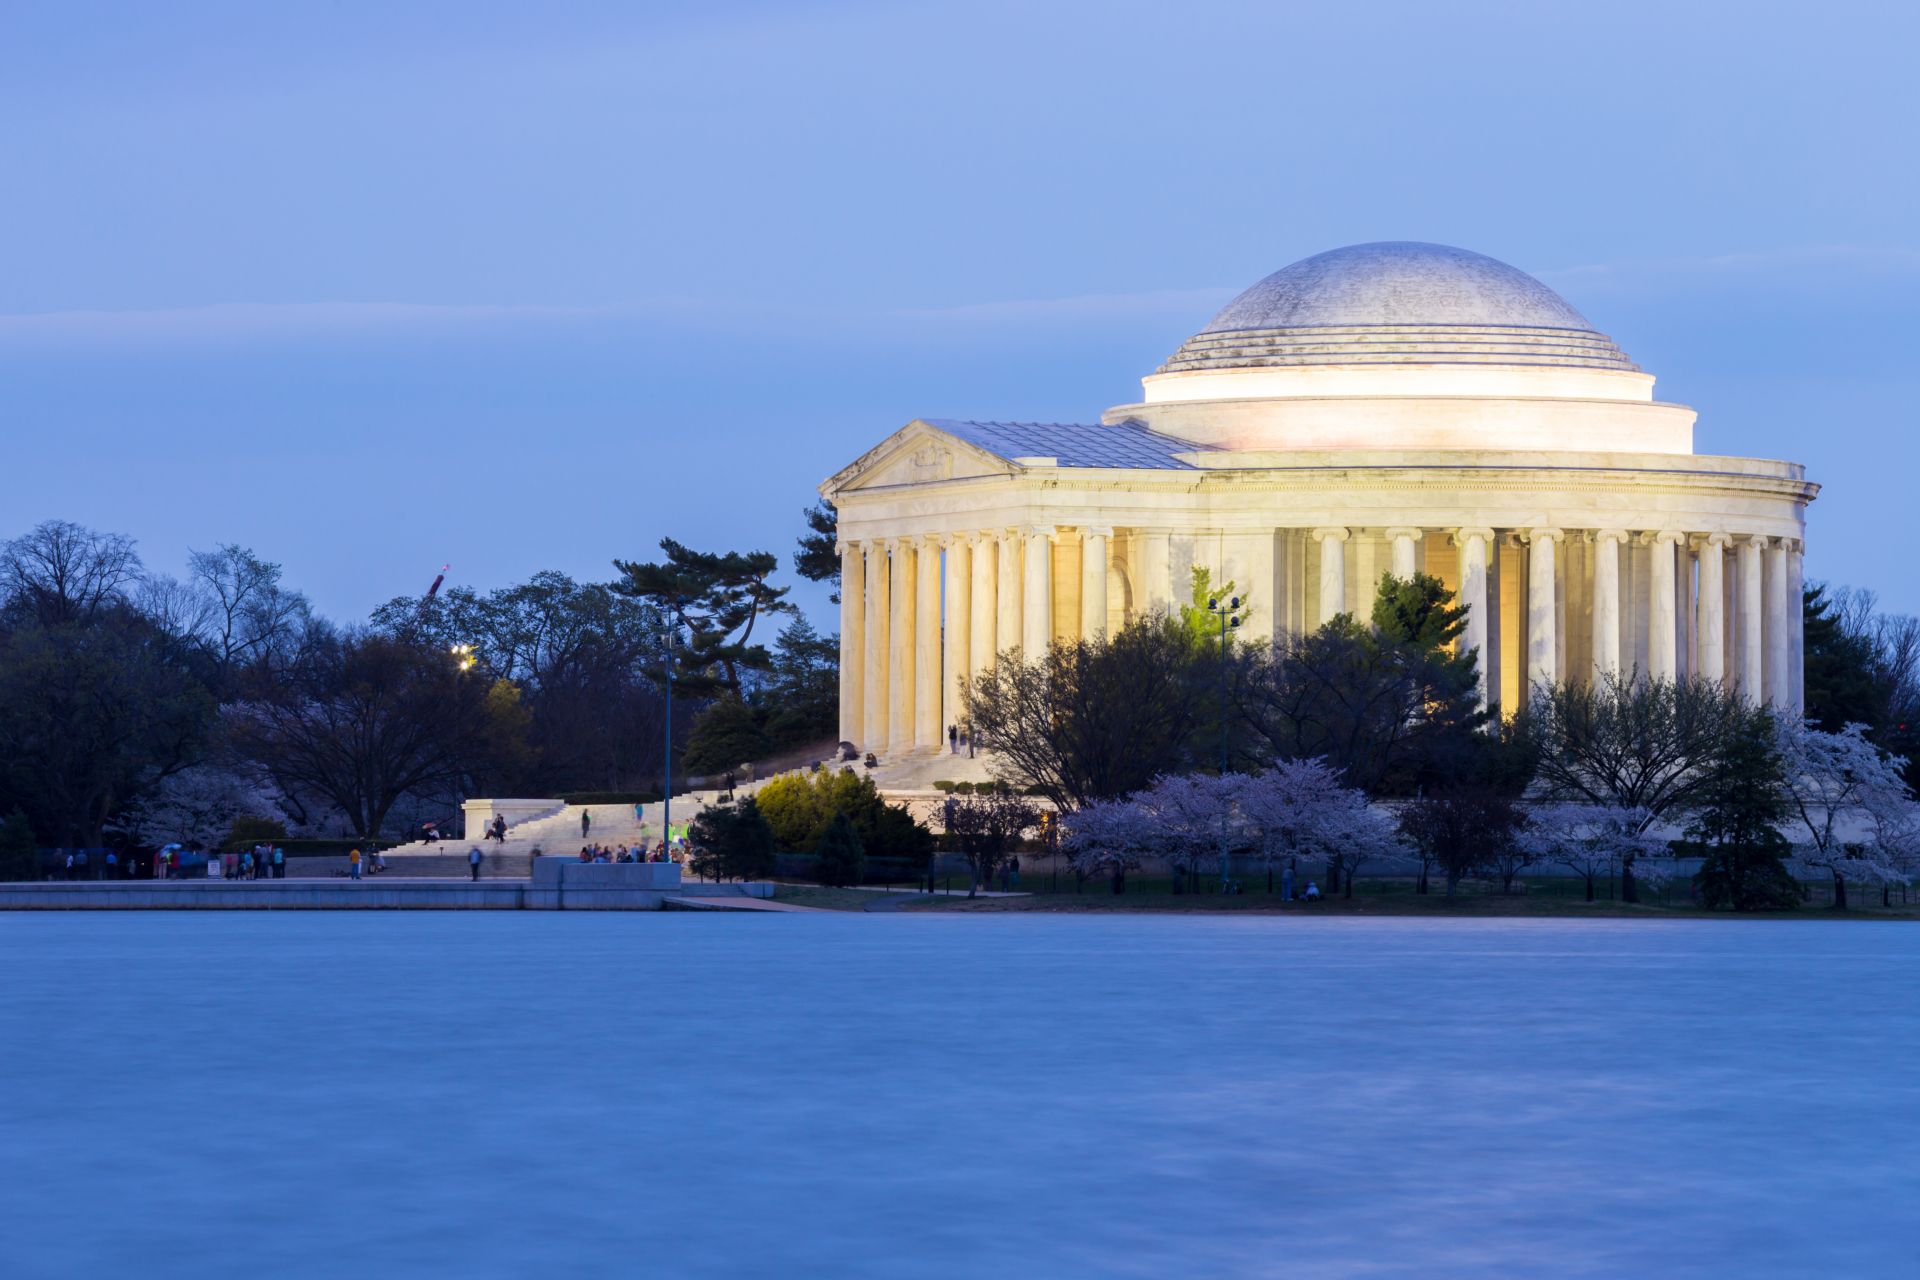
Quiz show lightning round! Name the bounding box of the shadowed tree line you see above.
[0,519,836,854]
[964,568,1920,910]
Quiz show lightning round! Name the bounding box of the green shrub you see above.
[952,781,976,795]
[932,780,957,792]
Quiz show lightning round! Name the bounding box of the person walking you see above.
[468,845,484,881]
[724,770,736,800]
[349,847,362,880]
[581,809,592,839]
[948,724,959,754]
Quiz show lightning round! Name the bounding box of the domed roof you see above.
[1202,241,1593,332]
[1158,241,1638,376]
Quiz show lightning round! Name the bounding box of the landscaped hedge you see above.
[557,792,663,806]
[225,838,383,856]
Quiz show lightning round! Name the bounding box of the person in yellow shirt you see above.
[349,848,363,880]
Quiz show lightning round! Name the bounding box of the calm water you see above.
[3,914,1916,1279]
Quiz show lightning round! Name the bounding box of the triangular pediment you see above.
[823,420,1014,496]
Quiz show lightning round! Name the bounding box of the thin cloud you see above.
[1541,244,1920,291]
[897,286,1238,325]
[0,300,625,347]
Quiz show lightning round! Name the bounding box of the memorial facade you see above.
[821,241,1816,755]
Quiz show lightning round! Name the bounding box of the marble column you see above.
[1696,534,1729,685]
[1592,529,1624,680]
[1455,528,1494,708]
[863,542,889,751]
[1080,527,1110,639]
[1764,538,1791,709]
[969,532,996,684]
[1648,530,1684,682]
[1527,528,1561,691]
[1314,528,1349,623]
[1737,536,1766,699]
[942,535,970,740]
[1021,527,1054,657]
[1139,529,1173,616]
[1787,540,1805,715]
[915,537,941,748]
[996,531,1021,656]
[888,539,915,749]
[839,542,864,745]
[1387,527,1421,580]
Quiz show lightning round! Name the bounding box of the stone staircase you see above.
[864,747,998,795]
[377,779,792,865]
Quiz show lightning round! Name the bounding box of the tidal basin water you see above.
[4,914,1917,1279]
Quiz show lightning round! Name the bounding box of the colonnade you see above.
[838,524,1804,754]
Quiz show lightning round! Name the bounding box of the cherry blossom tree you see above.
[1524,803,1664,902]
[1132,772,1244,893]
[1062,797,1155,894]
[1236,759,1405,897]
[1778,720,1917,909]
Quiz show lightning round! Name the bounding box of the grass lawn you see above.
[768,883,893,911]
[894,874,1920,919]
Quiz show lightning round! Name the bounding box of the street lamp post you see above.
[661,609,678,852]
[1206,595,1240,893]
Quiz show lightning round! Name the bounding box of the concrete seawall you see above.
[0,869,777,911]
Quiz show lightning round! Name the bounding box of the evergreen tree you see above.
[683,695,773,776]
[814,810,866,887]
[1689,708,1800,910]
[793,503,841,603]
[761,617,839,748]
[1802,584,1886,733]
[687,798,777,881]
[612,538,793,697]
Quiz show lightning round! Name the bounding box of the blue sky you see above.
[3,0,1916,623]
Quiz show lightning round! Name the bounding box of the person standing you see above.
[581,809,592,839]
[272,845,285,879]
[948,724,958,754]
[468,845,484,881]
[349,847,362,880]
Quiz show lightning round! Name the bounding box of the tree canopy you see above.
[613,538,793,697]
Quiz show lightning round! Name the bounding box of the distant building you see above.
[822,241,1814,756]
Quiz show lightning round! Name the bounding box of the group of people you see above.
[227,844,287,879]
[567,841,681,864]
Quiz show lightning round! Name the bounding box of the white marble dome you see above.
[1158,241,1637,375]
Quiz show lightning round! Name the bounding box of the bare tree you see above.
[1530,672,1746,901]
[1,520,142,625]
[187,544,311,682]
[228,632,494,841]
[964,616,1208,810]
[944,788,1039,897]
[1397,787,1529,899]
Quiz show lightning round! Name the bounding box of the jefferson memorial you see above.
[822,241,1815,757]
